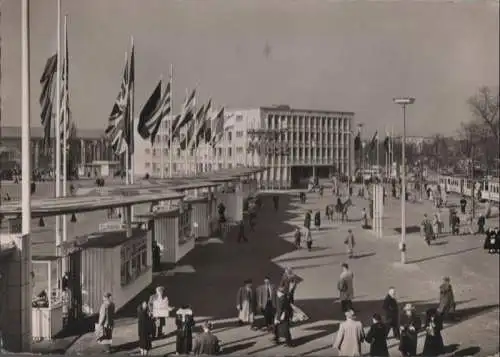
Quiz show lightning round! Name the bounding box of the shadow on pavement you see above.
[408,246,482,264]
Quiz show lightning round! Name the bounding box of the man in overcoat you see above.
[273,287,292,346]
[256,277,277,330]
[382,287,400,339]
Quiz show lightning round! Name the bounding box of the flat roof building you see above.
[134,105,355,188]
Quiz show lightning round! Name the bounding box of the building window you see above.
[152,149,157,156]
[120,237,149,286]
[228,132,232,142]
[236,147,244,154]
[236,131,244,138]
[145,162,151,169]
[176,149,181,157]
[163,148,168,155]
[228,147,232,157]
[178,204,192,244]
[145,148,150,155]
[236,115,243,122]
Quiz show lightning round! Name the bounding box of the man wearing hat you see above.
[399,303,421,357]
[333,309,365,356]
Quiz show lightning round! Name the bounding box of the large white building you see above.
[134,105,355,188]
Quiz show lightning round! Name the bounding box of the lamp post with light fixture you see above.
[393,97,415,264]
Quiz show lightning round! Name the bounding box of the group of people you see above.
[334,264,456,357]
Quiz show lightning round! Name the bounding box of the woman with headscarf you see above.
[399,303,421,357]
[364,313,388,357]
[422,308,445,356]
[137,301,153,355]
[175,305,195,355]
[437,276,456,321]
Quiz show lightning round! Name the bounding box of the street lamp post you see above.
[393,97,415,264]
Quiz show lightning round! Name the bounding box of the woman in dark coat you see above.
[364,313,389,357]
[137,301,153,355]
[175,305,195,355]
[314,211,321,231]
[422,308,444,356]
[399,304,422,357]
[437,276,456,320]
[304,211,311,230]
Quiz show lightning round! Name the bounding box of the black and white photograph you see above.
[0,0,498,355]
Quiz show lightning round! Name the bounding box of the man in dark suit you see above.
[257,277,277,330]
[382,287,400,339]
[273,287,292,347]
[193,321,220,355]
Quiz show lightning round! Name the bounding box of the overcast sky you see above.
[1,0,498,136]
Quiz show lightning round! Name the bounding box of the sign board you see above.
[99,220,124,232]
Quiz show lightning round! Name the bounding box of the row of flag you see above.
[102,41,227,158]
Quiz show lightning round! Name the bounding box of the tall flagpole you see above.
[376,132,380,175]
[55,0,62,255]
[168,64,173,177]
[62,14,68,272]
[129,37,135,225]
[21,0,33,351]
[184,88,189,175]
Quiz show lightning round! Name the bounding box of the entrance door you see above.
[68,250,83,321]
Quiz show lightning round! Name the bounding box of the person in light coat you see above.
[333,309,365,357]
[149,286,174,338]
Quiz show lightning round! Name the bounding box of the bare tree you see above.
[467,86,499,140]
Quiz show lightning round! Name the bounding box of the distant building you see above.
[134,105,355,188]
[0,126,118,172]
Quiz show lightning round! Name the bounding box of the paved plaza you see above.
[24,185,497,356]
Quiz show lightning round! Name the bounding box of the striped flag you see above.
[210,107,225,147]
[172,89,196,139]
[179,119,195,151]
[137,80,171,144]
[188,104,206,150]
[383,131,390,152]
[354,128,361,152]
[59,21,71,146]
[202,99,212,142]
[39,54,58,151]
[105,45,134,155]
[369,131,378,151]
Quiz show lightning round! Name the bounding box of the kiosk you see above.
[31,256,64,340]
[79,228,152,315]
[212,178,245,222]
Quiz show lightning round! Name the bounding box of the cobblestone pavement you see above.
[62,187,498,356]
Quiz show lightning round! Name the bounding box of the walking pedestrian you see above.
[382,287,400,339]
[304,210,312,230]
[460,196,467,214]
[437,276,456,321]
[149,286,174,338]
[305,227,313,251]
[293,227,302,249]
[237,220,248,243]
[137,301,153,355]
[97,293,115,353]
[361,208,368,229]
[422,214,433,245]
[273,286,293,346]
[314,211,321,231]
[422,308,445,356]
[365,313,389,357]
[432,213,439,240]
[273,195,279,211]
[337,263,354,313]
[399,303,421,357]
[236,279,257,329]
[257,277,277,331]
[193,321,220,356]
[477,215,486,234]
[333,309,365,357]
[344,229,356,258]
[175,305,195,355]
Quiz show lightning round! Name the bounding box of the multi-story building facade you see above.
[134,105,355,188]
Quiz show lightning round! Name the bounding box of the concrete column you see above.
[34,140,40,169]
[0,232,33,352]
[371,184,384,238]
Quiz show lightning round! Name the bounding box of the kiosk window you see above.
[120,238,149,286]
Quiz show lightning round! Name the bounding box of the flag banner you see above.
[137,80,172,145]
[369,131,378,151]
[202,99,212,143]
[105,46,134,155]
[39,54,58,152]
[188,104,206,150]
[210,107,225,147]
[172,89,196,139]
[354,131,361,152]
[179,120,195,150]
[383,132,390,152]
[59,25,71,144]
